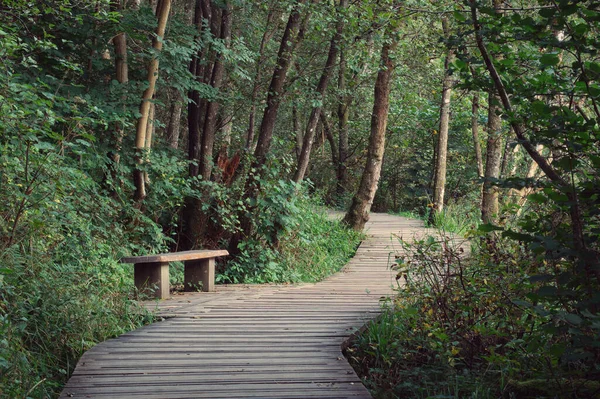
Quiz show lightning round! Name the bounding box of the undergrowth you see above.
[215,192,363,284]
[346,232,600,398]
[0,166,157,398]
[393,194,481,236]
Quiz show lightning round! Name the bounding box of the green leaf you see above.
[540,53,560,67]
[538,286,557,297]
[539,8,556,18]
[453,10,467,22]
[478,223,503,233]
[503,229,533,242]
[528,193,546,203]
[512,299,532,308]
[564,313,583,325]
[529,274,553,283]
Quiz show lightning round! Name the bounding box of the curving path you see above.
[60,213,434,399]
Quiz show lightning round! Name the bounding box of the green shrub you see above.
[216,183,363,284]
[347,231,600,398]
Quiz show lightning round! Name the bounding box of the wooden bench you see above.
[121,250,229,299]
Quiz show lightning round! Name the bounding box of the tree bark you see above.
[336,48,350,198]
[471,92,484,177]
[321,112,338,167]
[199,1,232,181]
[245,3,281,151]
[252,1,306,167]
[479,0,504,224]
[342,26,398,231]
[429,17,453,224]
[501,138,520,178]
[293,103,302,160]
[109,0,128,169]
[187,0,212,178]
[512,144,543,212]
[143,99,155,185]
[166,91,183,149]
[293,0,347,183]
[133,0,171,202]
[481,93,503,224]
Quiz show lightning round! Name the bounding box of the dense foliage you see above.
[348,1,600,398]
[0,1,361,396]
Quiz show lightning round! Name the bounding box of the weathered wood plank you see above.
[121,249,229,264]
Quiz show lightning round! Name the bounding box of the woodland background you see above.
[1,0,599,397]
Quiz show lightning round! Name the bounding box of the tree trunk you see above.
[336,48,350,198]
[110,0,128,165]
[471,92,484,177]
[293,103,302,160]
[293,0,347,183]
[187,0,212,178]
[143,99,155,185]
[512,144,543,211]
[429,17,453,224]
[245,4,281,151]
[253,1,306,167]
[229,0,307,255]
[481,93,503,224]
[166,91,183,149]
[133,0,171,202]
[479,0,504,224]
[342,27,398,231]
[501,138,520,178]
[321,112,338,167]
[199,1,232,181]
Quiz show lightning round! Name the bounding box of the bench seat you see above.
[121,250,228,299]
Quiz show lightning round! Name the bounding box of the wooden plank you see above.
[121,249,229,264]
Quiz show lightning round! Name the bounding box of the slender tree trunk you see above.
[342,27,398,231]
[501,139,520,178]
[252,1,306,167]
[321,112,338,167]
[166,92,183,149]
[229,0,307,255]
[187,0,212,178]
[429,17,453,224]
[479,0,504,224]
[246,4,281,151]
[293,0,347,183]
[336,48,350,198]
[133,0,171,202]
[110,0,128,168]
[471,92,484,177]
[166,0,191,155]
[143,99,155,185]
[199,2,232,181]
[512,144,543,212]
[293,103,302,160]
[481,93,503,224]
[218,110,233,157]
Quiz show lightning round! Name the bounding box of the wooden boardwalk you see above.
[60,213,433,399]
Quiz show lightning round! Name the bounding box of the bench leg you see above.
[184,258,215,292]
[134,262,170,299]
